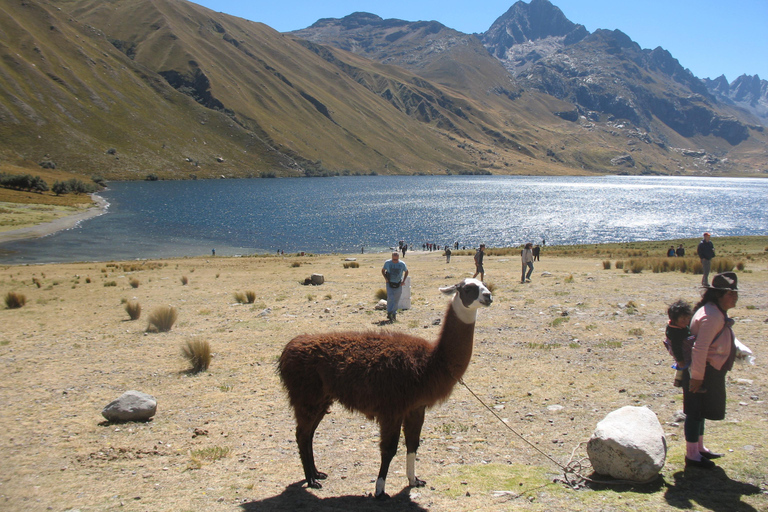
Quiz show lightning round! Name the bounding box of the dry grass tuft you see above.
[245,290,256,303]
[147,305,178,332]
[129,278,140,288]
[180,276,189,285]
[233,292,247,304]
[181,338,211,373]
[343,261,359,268]
[602,260,611,269]
[4,291,26,309]
[375,288,387,300]
[125,301,141,320]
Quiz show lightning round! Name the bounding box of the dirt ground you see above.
[1,249,766,511]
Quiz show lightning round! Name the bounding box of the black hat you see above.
[707,272,738,291]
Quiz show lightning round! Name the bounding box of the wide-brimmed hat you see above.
[707,272,738,291]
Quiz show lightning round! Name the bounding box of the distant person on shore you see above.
[697,233,715,287]
[664,299,693,388]
[382,251,408,323]
[444,245,452,263]
[473,244,486,282]
[521,243,534,283]
[676,244,685,257]
[454,241,459,250]
[212,248,215,256]
[532,244,540,261]
[402,243,407,257]
[361,246,364,254]
[667,246,676,257]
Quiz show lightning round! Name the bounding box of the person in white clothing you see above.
[521,243,534,283]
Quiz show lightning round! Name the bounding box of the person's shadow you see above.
[239,481,428,512]
[663,467,762,511]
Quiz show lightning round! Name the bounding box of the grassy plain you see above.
[0,239,766,511]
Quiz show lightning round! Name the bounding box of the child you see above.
[666,299,693,387]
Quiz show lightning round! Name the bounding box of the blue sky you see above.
[195,0,767,82]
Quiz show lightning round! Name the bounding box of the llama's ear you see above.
[439,283,458,295]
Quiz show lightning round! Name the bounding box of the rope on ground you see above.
[458,377,645,488]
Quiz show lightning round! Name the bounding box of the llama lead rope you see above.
[456,377,609,488]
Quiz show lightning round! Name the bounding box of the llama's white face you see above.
[440,278,493,309]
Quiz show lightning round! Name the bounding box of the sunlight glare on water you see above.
[0,175,765,263]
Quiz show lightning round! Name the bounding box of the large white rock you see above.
[102,390,157,422]
[587,406,666,482]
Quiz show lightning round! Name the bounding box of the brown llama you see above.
[278,278,492,498]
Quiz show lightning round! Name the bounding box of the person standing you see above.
[676,244,685,257]
[682,272,742,468]
[532,244,541,262]
[697,233,715,287]
[472,244,486,282]
[444,245,452,263]
[521,243,534,283]
[382,252,408,322]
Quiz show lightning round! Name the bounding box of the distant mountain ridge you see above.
[0,0,765,179]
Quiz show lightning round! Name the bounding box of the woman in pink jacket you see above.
[682,272,739,469]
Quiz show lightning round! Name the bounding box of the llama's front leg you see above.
[375,418,402,499]
[403,406,426,488]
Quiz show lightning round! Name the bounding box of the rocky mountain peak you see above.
[483,0,587,59]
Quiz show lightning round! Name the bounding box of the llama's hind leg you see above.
[403,406,426,488]
[374,417,403,499]
[295,400,331,488]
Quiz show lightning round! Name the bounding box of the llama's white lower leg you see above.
[407,452,416,485]
[375,477,386,497]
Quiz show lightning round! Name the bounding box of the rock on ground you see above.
[102,390,157,422]
[587,405,666,482]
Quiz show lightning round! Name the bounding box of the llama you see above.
[278,278,492,498]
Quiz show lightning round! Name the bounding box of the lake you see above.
[1,175,766,264]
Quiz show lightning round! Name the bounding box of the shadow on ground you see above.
[240,482,428,512]
[664,467,762,512]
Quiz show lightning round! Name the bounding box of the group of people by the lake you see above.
[662,232,753,470]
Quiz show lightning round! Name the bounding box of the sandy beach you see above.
[0,193,108,243]
[0,245,766,511]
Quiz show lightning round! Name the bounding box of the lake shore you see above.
[0,193,108,243]
[0,248,766,511]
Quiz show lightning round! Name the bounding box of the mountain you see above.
[703,74,768,123]
[291,0,768,175]
[0,0,765,179]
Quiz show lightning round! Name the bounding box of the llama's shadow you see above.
[239,481,428,511]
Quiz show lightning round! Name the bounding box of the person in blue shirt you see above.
[697,233,715,287]
[382,252,408,322]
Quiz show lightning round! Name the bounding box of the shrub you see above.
[125,301,141,320]
[233,292,247,304]
[180,276,189,285]
[104,281,117,287]
[129,278,140,288]
[615,260,625,269]
[736,261,745,271]
[343,261,360,268]
[291,262,302,268]
[602,260,611,270]
[485,281,496,293]
[375,288,387,300]
[713,258,735,273]
[5,291,26,309]
[245,290,256,303]
[148,305,178,332]
[181,339,211,373]
[564,274,574,283]
[627,260,645,273]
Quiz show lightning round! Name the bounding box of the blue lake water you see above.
[1,175,766,264]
